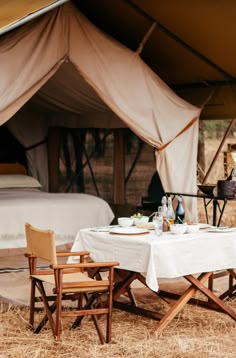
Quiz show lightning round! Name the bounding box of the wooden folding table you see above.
[69,227,236,335]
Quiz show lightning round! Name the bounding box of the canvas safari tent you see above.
[0,0,201,220]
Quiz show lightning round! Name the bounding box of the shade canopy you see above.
[0,1,201,219]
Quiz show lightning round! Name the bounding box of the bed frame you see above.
[0,162,27,175]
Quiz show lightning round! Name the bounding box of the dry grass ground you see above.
[1,295,236,358]
[197,199,236,227]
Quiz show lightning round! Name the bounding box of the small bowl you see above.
[186,223,200,234]
[197,184,216,196]
[118,217,134,228]
[170,224,187,235]
[133,216,149,226]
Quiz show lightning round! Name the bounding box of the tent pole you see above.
[48,127,63,192]
[113,129,125,204]
[125,140,143,185]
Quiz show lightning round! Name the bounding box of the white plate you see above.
[109,227,149,235]
[90,225,119,232]
[207,227,236,233]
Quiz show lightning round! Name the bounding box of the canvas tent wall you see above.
[0,1,201,219]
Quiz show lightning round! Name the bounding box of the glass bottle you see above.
[161,196,168,231]
[166,196,175,225]
[175,195,185,224]
[161,196,168,216]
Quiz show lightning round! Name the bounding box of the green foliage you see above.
[202,119,236,139]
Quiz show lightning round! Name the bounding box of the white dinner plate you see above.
[109,227,150,235]
[207,227,236,233]
[90,225,118,232]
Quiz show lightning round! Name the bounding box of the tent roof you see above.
[0,0,69,35]
[76,0,236,86]
[2,0,236,119]
[75,0,236,119]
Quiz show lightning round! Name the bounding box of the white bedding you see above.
[0,190,114,249]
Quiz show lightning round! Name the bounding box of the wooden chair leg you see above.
[55,292,63,341]
[91,312,106,344]
[106,267,114,343]
[78,292,83,310]
[72,293,107,344]
[29,278,36,327]
[106,293,113,343]
[35,281,56,336]
[34,301,57,334]
[72,293,95,328]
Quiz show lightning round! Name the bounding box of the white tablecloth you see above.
[69,228,236,292]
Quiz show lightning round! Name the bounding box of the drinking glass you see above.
[153,209,163,236]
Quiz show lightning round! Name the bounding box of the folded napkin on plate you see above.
[136,223,155,230]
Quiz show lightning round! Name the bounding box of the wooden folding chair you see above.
[24,223,119,344]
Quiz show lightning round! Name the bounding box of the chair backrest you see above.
[25,222,57,265]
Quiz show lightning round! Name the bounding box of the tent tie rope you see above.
[136,22,157,55]
[200,85,218,109]
[157,117,198,151]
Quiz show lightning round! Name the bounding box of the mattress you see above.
[0,190,114,249]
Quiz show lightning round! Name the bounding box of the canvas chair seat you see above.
[25,222,119,344]
[32,272,109,293]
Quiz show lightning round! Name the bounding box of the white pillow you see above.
[0,174,42,189]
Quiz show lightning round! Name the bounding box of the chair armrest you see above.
[56,251,90,257]
[51,262,120,269]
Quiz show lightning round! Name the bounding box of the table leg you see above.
[152,272,236,336]
[113,270,140,300]
[203,197,210,224]
[185,274,236,319]
[213,199,217,227]
[217,199,227,227]
[213,198,227,227]
[152,272,212,335]
[219,269,236,300]
[113,270,164,321]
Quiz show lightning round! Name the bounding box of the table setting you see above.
[68,217,236,336]
[69,219,236,290]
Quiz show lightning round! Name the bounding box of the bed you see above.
[0,164,114,249]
